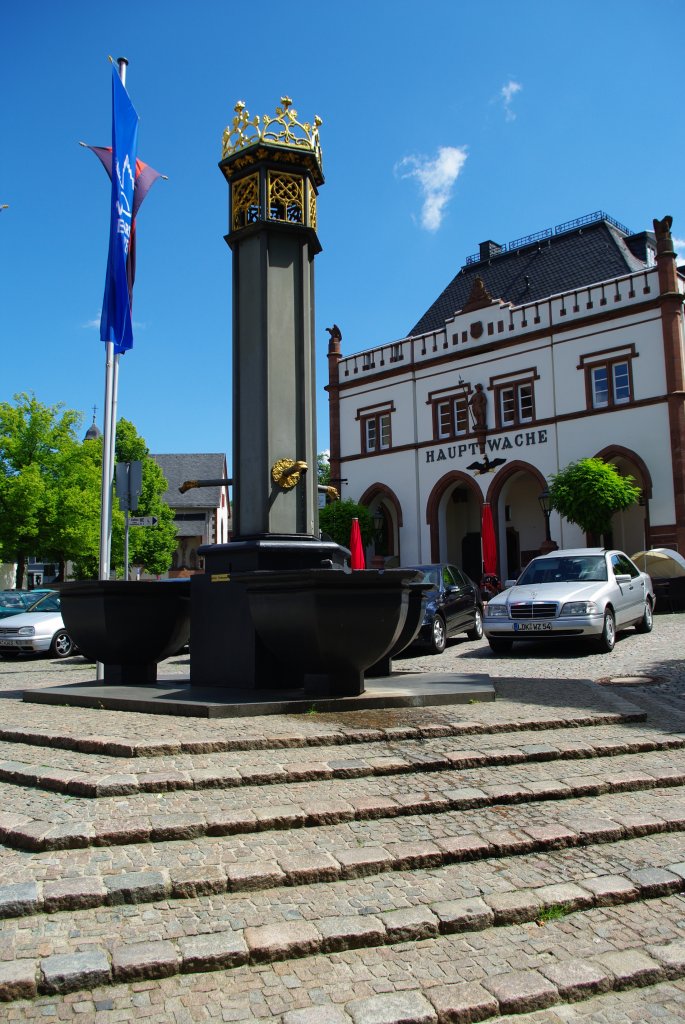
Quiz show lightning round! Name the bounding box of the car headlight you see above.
[17,626,35,636]
[486,604,509,618]
[561,601,599,616]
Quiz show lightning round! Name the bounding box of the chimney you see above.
[479,240,503,262]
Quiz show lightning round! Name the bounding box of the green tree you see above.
[115,419,177,577]
[0,393,89,587]
[317,451,331,487]
[319,498,373,548]
[548,458,641,540]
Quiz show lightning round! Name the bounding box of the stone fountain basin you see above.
[244,568,427,691]
[58,580,191,667]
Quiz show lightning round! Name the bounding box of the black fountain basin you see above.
[244,567,427,697]
[58,580,191,684]
[366,580,427,677]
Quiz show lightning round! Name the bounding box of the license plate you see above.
[0,639,21,646]
[514,622,553,632]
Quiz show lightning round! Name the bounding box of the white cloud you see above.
[673,237,685,263]
[501,80,522,121]
[396,146,468,232]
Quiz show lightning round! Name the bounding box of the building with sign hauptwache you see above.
[326,212,685,583]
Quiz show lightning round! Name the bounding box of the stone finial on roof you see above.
[461,275,496,313]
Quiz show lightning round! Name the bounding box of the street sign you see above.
[115,461,143,511]
[129,516,158,527]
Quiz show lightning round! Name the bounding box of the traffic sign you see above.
[129,516,158,527]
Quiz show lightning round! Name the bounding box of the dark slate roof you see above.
[152,453,228,509]
[409,216,654,337]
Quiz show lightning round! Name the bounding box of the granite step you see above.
[0,744,682,851]
[0,725,679,797]
[0,703,646,757]
[0,808,683,927]
[1,881,684,1012]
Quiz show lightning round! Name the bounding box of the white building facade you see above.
[327,213,685,582]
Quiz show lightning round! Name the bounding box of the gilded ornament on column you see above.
[222,96,323,172]
[232,173,260,231]
[268,172,304,224]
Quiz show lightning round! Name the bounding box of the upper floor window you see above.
[436,395,469,440]
[357,402,395,454]
[491,372,540,428]
[578,345,637,410]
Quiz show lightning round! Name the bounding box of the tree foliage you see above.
[0,395,177,583]
[0,393,89,586]
[548,458,641,539]
[319,499,373,548]
[317,451,331,487]
[73,418,178,578]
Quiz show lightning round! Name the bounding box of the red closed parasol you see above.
[349,517,366,570]
[481,503,497,575]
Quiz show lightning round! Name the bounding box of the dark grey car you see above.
[405,563,484,654]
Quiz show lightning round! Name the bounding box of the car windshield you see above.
[27,593,60,612]
[517,555,608,585]
[408,566,441,588]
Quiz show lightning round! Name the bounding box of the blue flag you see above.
[100,67,139,354]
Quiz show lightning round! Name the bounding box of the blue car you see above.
[405,564,484,654]
[0,591,47,620]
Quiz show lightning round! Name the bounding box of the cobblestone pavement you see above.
[0,611,682,1022]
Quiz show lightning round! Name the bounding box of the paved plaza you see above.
[0,612,683,1022]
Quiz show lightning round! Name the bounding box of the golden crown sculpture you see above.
[222,97,323,167]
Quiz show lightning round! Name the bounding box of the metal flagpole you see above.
[97,56,129,680]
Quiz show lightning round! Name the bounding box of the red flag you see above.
[481,503,497,575]
[349,517,366,570]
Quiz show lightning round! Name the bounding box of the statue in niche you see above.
[470,383,487,431]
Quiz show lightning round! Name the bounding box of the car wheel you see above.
[488,637,513,654]
[597,610,616,652]
[50,630,74,659]
[635,599,653,634]
[430,615,447,654]
[466,607,484,641]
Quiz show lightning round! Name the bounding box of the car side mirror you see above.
[614,573,632,584]
[504,580,517,589]
[445,584,459,594]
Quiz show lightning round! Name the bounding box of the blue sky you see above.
[2,0,683,470]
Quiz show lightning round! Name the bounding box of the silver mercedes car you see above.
[483,548,655,654]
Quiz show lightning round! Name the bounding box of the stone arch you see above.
[485,461,548,578]
[359,483,404,527]
[485,460,547,506]
[593,444,653,552]
[359,482,403,564]
[593,445,653,500]
[425,471,484,563]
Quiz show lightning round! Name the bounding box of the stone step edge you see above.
[1,732,680,798]
[0,708,646,757]
[1,881,684,1004]
[3,768,684,853]
[2,808,684,919]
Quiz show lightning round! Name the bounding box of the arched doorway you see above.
[426,472,483,580]
[359,483,403,567]
[594,446,652,555]
[486,461,548,580]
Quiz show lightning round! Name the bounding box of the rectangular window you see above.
[362,411,391,453]
[435,395,469,440]
[579,347,636,410]
[588,358,633,408]
[496,380,535,428]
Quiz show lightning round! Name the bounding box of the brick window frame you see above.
[577,344,637,410]
[427,386,472,441]
[489,368,540,429]
[356,402,395,455]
